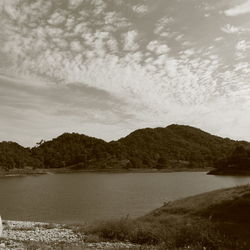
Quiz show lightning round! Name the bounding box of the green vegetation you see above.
[1,124,249,171]
[82,185,250,249]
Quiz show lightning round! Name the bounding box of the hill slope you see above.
[0,125,249,171]
[143,184,250,220]
[117,124,247,168]
[140,185,250,247]
[209,145,250,175]
[0,142,38,171]
[82,185,250,249]
[31,133,110,169]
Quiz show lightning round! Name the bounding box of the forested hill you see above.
[0,125,249,171]
[209,145,250,175]
[0,142,37,169]
[117,125,242,168]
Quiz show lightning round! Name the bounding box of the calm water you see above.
[1,172,250,224]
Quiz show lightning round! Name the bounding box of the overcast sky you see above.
[0,0,250,146]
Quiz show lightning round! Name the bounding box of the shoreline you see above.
[0,167,212,178]
[2,185,250,249]
[208,169,250,176]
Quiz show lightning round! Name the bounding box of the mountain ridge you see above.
[0,124,249,171]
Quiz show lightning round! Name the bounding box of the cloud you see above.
[70,40,83,52]
[146,40,170,55]
[104,11,131,29]
[221,24,250,34]
[225,0,250,16]
[214,37,223,42]
[68,0,83,10]
[234,62,250,73]
[0,75,127,111]
[1,0,21,20]
[132,4,148,15]
[154,17,174,35]
[123,30,139,51]
[47,11,66,25]
[221,24,240,34]
[236,40,250,51]
[235,40,250,59]
[0,0,250,145]
[0,74,135,144]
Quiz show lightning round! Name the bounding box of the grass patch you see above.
[84,216,248,249]
[199,191,250,223]
[85,217,160,245]
[81,185,250,249]
[3,186,250,249]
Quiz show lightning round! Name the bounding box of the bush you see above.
[158,219,248,250]
[164,222,220,249]
[84,216,249,249]
[86,217,161,245]
[129,223,159,245]
[87,217,133,242]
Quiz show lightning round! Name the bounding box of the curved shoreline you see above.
[1,185,250,249]
[0,167,212,178]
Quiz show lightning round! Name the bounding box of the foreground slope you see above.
[140,185,250,247]
[81,185,250,249]
[143,184,250,221]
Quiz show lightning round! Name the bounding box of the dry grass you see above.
[142,185,250,222]
[83,216,248,249]
[4,185,250,249]
[83,217,160,245]
[80,185,250,250]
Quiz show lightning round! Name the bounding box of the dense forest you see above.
[0,142,41,170]
[0,125,249,171]
[210,145,250,174]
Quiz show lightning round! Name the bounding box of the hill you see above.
[0,125,249,171]
[31,133,111,169]
[209,145,250,175]
[139,184,250,248]
[117,124,243,169]
[0,142,39,171]
[81,185,250,249]
[143,184,250,222]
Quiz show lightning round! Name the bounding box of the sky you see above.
[0,0,250,146]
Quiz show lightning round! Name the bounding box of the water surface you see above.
[0,172,250,223]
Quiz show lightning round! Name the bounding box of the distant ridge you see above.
[0,125,249,171]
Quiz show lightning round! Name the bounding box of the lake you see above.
[1,172,250,224]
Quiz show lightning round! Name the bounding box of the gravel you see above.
[0,220,140,249]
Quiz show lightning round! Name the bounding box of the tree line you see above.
[1,125,249,171]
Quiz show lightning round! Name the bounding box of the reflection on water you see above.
[0,172,250,224]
